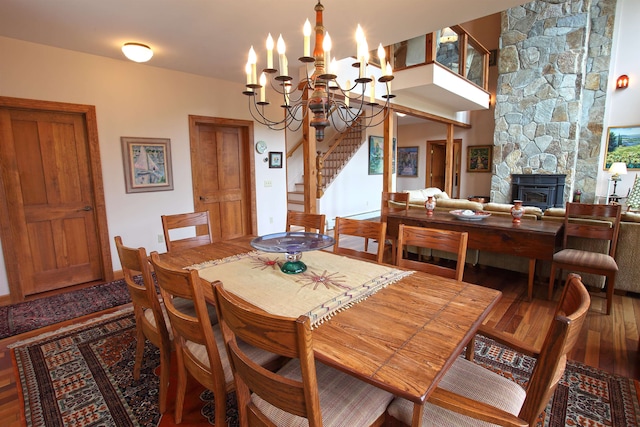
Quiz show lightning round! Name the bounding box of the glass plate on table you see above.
[449,209,491,221]
[251,232,335,274]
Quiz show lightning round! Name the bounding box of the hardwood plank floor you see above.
[0,237,638,422]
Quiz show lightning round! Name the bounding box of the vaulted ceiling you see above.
[0,0,527,87]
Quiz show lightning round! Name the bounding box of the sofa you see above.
[397,188,640,295]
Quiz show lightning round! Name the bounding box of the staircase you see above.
[287,119,365,211]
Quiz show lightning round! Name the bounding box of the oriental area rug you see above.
[0,279,132,339]
[11,309,640,427]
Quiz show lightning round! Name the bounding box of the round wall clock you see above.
[255,140,267,154]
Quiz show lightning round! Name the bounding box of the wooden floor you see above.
[1,238,638,425]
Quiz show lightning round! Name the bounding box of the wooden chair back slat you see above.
[161,211,213,252]
[333,216,387,263]
[114,236,172,413]
[286,210,326,234]
[213,283,323,426]
[519,274,590,423]
[396,225,468,281]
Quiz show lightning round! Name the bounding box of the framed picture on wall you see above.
[368,136,397,175]
[397,146,419,177]
[368,135,384,175]
[467,145,492,173]
[604,125,640,170]
[269,151,283,168]
[121,137,174,193]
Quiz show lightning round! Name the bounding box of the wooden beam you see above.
[383,109,394,193]
[303,100,317,214]
[444,124,454,196]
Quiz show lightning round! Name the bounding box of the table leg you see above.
[412,403,425,427]
[527,258,536,301]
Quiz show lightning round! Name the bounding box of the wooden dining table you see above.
[157,236,502,427]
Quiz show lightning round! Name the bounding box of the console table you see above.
[386,210,564,300]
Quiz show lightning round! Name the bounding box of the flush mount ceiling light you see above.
[122,42,153,63]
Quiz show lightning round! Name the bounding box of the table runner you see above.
[188,250,413,327]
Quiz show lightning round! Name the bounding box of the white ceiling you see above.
[0,0,527,87]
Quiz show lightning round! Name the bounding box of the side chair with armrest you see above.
[395,224,469,281]
[213,282,394,427]
[548,202,621,315]
[334,216,387,263]
[149,252,281,425]
[114,236,172,413]
[286,210,326,234]
[386,273,590,427]
[161,211,213,252]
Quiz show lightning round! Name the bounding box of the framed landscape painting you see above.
[467,145,492,172]
[397,146,419,177]
[121,137,174,193]
[368,135,384,175]
[604,125,640,170]
[368,136,397,175]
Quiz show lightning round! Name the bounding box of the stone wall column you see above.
[491,0,617,204]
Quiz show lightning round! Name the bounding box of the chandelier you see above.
[243,1,394,142]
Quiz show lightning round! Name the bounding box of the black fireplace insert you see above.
[511,174,566,209]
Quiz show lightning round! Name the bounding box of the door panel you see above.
[1,108,102,295]
[191,118,252,242]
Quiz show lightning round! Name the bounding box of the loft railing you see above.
[374,25,490,91]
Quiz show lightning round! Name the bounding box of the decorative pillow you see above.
[404,189,427,203]
[435,199,484,211]
[543,207,565,217]
[421,187,443,198]
[483,203,543,217]
[435,191,450,200]
[622,212,640,223]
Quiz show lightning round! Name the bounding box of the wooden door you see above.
[0,98,112,300]
[426,139,461,198]
[428,143,446,190]
[189,116,256,241]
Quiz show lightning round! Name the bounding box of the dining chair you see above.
[114,236,172,413]
[395,224,469,281]
[333,216,387,263]
[286,210,326,234]
[161,211,213,252]
[212,282,394,427]
[386,273,590,427]
[547,202,622,315]
[365,192,409,263]
[149,252,281,425]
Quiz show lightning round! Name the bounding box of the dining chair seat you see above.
[253,358,393,426]
[143,297,218,340]
[552,248,618,271]
[387,357,527,426]
[183,323,278,384]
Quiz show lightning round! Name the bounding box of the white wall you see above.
[598,0,640,198]
[0,36,288,296]
[319,127,387,229]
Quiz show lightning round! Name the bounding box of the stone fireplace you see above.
[511,174,566,209]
